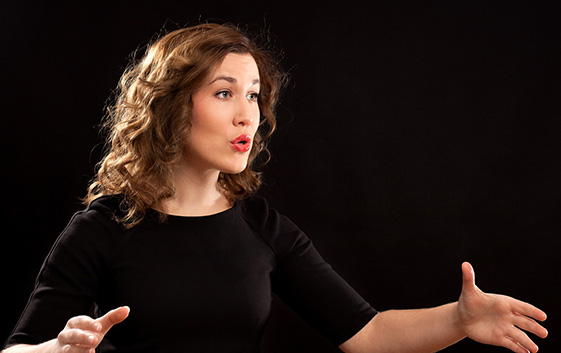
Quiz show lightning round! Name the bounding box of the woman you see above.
[3,23,547,353]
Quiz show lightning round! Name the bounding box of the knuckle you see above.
[67,316,81,327]
[60,328,88,345]
[68,315,93,328]
[57,329,71,343]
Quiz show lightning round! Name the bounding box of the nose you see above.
[233,98,257,127]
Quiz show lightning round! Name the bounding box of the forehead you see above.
[212,53,260,79]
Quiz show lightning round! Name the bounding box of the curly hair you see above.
[84,23,287,227]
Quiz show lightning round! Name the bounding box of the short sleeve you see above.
[242,196,377,345]
[5,199,124,347]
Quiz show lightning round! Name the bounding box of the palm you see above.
[457,262,547,353]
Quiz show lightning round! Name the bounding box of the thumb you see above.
[95,306,130,335]
[461,261,477,293]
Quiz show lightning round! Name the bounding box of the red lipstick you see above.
[230,134,252,152]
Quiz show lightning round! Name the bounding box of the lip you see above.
[230,134,252,152]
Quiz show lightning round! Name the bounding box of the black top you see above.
[6,195,376,352]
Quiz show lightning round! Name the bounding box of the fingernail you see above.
[89,335,95,343]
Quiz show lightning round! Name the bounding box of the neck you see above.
[158,163,231,217]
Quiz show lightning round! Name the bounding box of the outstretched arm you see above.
[339,262,547,353]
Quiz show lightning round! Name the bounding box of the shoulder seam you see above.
[238,202,280,263]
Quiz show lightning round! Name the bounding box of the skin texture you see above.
[184,52,260,176]
[160,52,261,217]
[339,262,547,353]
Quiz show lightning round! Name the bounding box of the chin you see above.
[221,163,249,175]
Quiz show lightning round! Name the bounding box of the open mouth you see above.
[231,134,252,152]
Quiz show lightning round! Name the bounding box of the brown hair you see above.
[84,22,286,227]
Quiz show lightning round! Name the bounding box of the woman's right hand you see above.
[52,306,129,353]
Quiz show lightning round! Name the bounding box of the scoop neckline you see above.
[150,203,237,220]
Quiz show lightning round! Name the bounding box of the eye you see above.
[216,90,231,99]
[247,92,259,102]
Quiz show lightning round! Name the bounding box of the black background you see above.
[1,1,560,352]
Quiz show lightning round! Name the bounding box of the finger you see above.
[57,347,94,353]
[62,347,95,353]
[58,328,99,347]
[95,306,130,334]
[66,315,100,332]
[507,327,538,353]
[462,261,474,282]
[502,336,531,353]
[512,300,548,323]
[514,314,549,339]
[461,261,478,293]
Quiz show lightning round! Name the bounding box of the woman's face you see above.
[184,53,260,175]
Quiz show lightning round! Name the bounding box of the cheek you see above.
[190,93,219,127]
[189,109,219,137]
[253,107,261,130]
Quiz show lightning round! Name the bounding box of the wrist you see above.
[39,339,59,353]
[1,340,58,353]
[450,301,467,339]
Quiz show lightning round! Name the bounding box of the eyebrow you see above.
[209,76,260,86]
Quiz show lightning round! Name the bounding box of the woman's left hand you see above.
[457,262,548,353]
